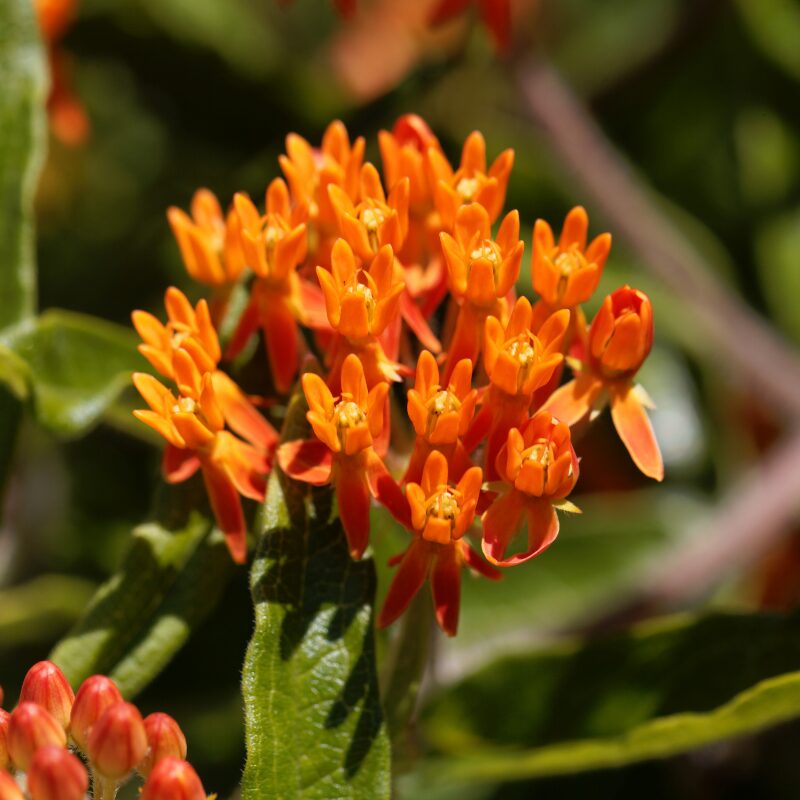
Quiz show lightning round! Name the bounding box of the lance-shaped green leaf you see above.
[242,393,391,799]
[0,0,46,330]
[416,610,800,786]
[50,481,231,695]
[0,310,142,437]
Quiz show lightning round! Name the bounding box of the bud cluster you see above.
[0,662,207,800]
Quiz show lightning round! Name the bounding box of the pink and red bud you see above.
[140,757,206,800]
[6,704,66,771]
[69,675,123,752]
[139,713,188,777]
[87,702,148,779]
[0,771,23,800]
[0,710,9,770]
[19,662,74,731]
[27,746,88,800]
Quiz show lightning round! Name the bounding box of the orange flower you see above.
[167,189,247,290]
[429,0,511,51]
[379,114,441,214]
[426,130,514,232]
[542,286,663,481]
[277,355,399,559]
[440,203,523,379]
[482,412,580,566]
[133,354,273,564]
[317,238,404,389]
[532,207,611,312]
[404,350,476,484]
[379,451,498,636]
[328,163,410,262]
[132,288,221,381]
[468,297,569,479]
[225,180,328,394]
[279,121,365,237]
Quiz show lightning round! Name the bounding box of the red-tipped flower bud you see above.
[0,771,23,800]
[27,746,88,800]
[0,710,9,770]
[69,675,123,752]
[139,713,188,777]
[140,758,206,800]
[87,702,147,779]
[19,662,75,731]
[6,704,67,771]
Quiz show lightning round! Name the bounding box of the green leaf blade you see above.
[417,611,800,787]
[242,471,391,800]
[0,0,46,330]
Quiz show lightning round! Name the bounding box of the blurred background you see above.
[4,0,800,796]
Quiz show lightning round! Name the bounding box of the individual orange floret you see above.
[317,239,405,389]
[404,350,477,484]
[133,358,271,564]
[440,203,523,378]
[482,412,580,567]
[132,288,221,381]
[426,130,514,232]
[328,163,409,263]
[277,355,400,559]
[542,286,663,481]
[168,189,247,289]
[279,121,365,238]
[379,114,441,215]
[468,297,569,479]
[225,179,327,394]
[379,451,498,637]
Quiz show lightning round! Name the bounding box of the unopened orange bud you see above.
[6,704,67,771]
[19,661,75,731]
[139,713,188,777]
[0,710,9,770]
[0,771,23,800]
[588,286,653,379]
[69,675,123,752]
[27,746,88,800]
[87,702,148,779]
[140,757,206,800]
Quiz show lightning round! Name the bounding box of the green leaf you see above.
[50,482,232,696]
[0,310,142,437]
[241,394,391,798]
[416,611,800,786]
[0,0,46,330]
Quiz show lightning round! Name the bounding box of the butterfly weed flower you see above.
[543,285,664,481]
[426,130,514,233]
[379,450,498,637]
[482,412,580,566]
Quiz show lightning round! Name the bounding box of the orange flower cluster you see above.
[134,115,662,635]
[0,662,207,800]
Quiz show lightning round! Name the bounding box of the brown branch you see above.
[513,58,800,420]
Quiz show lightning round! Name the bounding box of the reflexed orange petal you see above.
[460,540,502,581]
[162,445,201,484]
[481,489,525,566]
[398,290,440,351]
[609,383,664,481]
[431,544,462,636]
[366,449,411,528]
[539,374,605,425]
[202,462,248,564]
[378,539,431,629]
[212,371,278,451]
[336,466,371,559]
[225,300,260,362]
[366,382,389,437]
[262,299,299,395]
[277,439,333,485]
